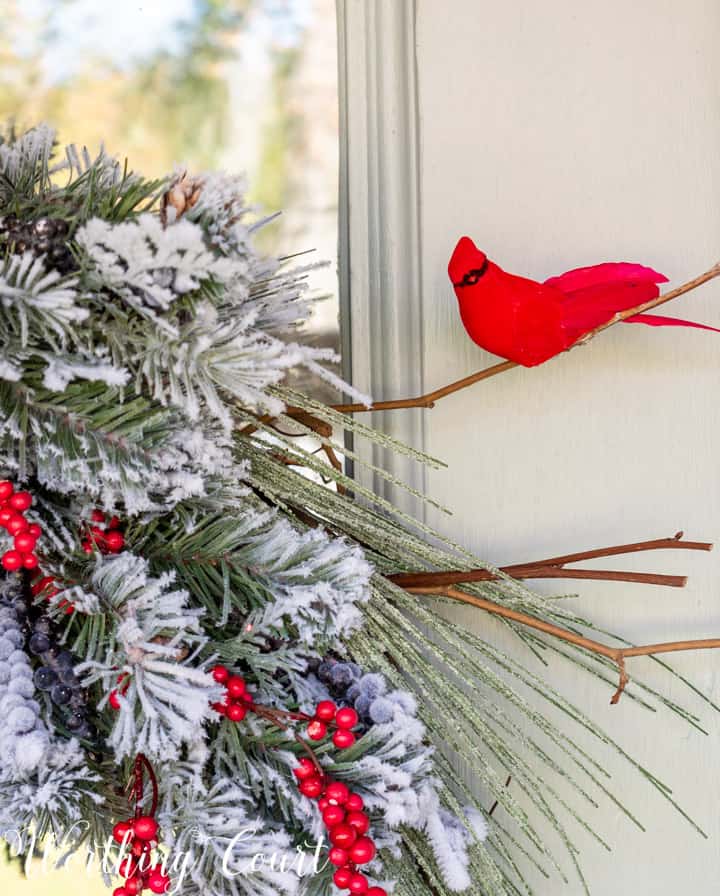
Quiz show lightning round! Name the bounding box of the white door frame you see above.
[336,0,427,506]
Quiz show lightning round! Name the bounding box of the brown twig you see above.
[248,702,324,777]
[389,534,712,590]
[286,262,720,417]
[328,360,518,414]
[405,584,720,703]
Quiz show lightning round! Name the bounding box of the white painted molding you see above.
[336,0,426,509]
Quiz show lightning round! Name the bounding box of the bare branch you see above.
[406,583,720,703]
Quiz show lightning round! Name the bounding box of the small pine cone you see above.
[161,172,203,225]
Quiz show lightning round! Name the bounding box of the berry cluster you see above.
[293,761,386,896]
[28,613,94,739]
[307,699,359,750]
[315,657,402,729]
[211,664,253,722]
[112,815,171,896]
[82,509,125,554]
[0,481,40,572]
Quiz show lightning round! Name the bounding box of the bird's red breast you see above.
[449,237,568,366]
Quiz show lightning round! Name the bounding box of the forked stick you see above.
[406,584,720,703]
[389,534,712,590]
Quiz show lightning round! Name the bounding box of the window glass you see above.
[0,0,340,400]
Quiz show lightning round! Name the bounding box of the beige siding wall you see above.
[346,1,720,891]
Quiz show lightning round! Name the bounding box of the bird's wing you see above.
[544,262,668,338]
[544,262,668,294]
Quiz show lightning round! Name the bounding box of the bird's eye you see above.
[454,264,487,288]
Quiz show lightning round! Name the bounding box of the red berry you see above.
[113,888,129,896]
[322,804,345,827]
[123,878,143,896]
[298,777,324,799]
[118,857,137,878]
[317,797,331,811]
[133,816,159,841]
[346,811,370,835]
[366,889,388,896]
[346,793,364,812]
[105,530,125,552]
[0,481,13,501]
[226,703,247,723]
[9,491,31,511]
[27,523,42,538]
[109,690,122,710]
[293,758,316,781]
[13,532,36,553]
[112,821,132,844]
[211,701,227,716]
[327,846,350,867]
[108,516,121,529]
[334,866,354,887]
[6,515,28,536]
[306,719,327,741]
[315,699,337,721]
[147,872,171,894]
[131,839,149,858]
[212,665,229,683]
[333,729,356,750]
[349,836,376,865]
[348,872,369,894]
[91,509,106,523]
[22,553,39,570]
[226,676,246,699]
[1,550,23,571]
[89,525,107,543]
[335,707,359,730]
[329,823,357,849]
[82,540,93,553]
[0,508,12,525]
[325,781,350,805]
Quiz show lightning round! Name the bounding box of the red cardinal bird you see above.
[448,236,719,367]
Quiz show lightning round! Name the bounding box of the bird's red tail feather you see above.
[624,313,720,333]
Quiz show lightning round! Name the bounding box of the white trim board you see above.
[336,0,427,513]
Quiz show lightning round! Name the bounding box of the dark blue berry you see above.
[66,712,85,732]
[51,684,72,705]
[58,667,79,687]
[354,695,372,718]
[34,666,56,690]
[329,663,355,689]
[28,632,51,655]
[317,660,336,683]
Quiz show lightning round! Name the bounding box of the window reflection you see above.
[0,0,340,400]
